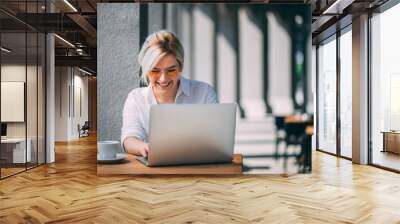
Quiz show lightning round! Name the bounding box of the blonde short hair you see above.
[138,30,184,84]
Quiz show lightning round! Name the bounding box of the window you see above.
[370,3,400,171]
[339,27,352,158]
[317,35,337,154]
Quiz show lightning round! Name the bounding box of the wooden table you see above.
[1,138,32,164]
[97,154,243,175]
[284,115,313,125]
[382,131,400,154]
[306,126,314,135]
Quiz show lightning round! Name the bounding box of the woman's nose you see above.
[159,72,168,82]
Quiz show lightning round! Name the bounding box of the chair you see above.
[284,122,308,148]
[79,121,90,138]
[281,122,308,171]
[274,116,286,158]
[298,132,312,173]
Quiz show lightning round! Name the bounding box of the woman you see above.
[121,30,218,157]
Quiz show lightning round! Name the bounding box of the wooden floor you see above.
[372,151,400,171]
[1,167,26,178]
[1,135,400,223]
[1,164,45,178]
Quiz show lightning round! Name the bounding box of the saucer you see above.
[97,153,127,164]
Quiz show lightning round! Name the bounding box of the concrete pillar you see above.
[46,34,55,163]
[176,5,193,79]
[352,14,369,164]
[260,12,272,114]
[216,5,236,103]
[45,1,55,163]
[166,3,178,33]
[192,4,215,86]
[239,7,265,119]
[148,3,165,34]
[97,4,141,146]
[267,13,293,115]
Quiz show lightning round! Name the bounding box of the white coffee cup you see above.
[97,141,120,160]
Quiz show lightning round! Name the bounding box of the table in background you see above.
[1,138,32,164]
[381,131,400,154]
[275,115,313,173]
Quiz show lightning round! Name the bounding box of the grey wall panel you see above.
[217,5,236,103]
[98,4,141,144]
[239,8,265,118]
[192,5,215,86]
[148,3,164,34]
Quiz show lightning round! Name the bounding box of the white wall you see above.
[1,66,26,134]
[1,65,39,138]
[55,67,68,141]
[55,67,89,141]
[72,73,89,138]
[1,64,46,163]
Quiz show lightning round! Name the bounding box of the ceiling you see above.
[0,0,99,73]
[0,0,393,75]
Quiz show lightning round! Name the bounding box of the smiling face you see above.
[148,54,182,97]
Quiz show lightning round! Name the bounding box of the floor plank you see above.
[1,133,400,223]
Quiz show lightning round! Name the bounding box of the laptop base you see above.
[136,156,149,166]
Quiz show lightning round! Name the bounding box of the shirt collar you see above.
[177,76,191,97]
[146,84,157,105]
[146,76,191,104]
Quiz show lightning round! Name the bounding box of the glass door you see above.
[317,35,337,155]
[1,30,28,178]
[0,0,47,179]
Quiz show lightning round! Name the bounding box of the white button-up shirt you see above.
[121,76,218,146]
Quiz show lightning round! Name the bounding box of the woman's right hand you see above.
[123,137,149,157]
[139,142,150,158]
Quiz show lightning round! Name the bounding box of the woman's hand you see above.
[139,142,150,158]
[123,137,150,157]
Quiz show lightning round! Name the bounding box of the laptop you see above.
[136,103,237,167]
